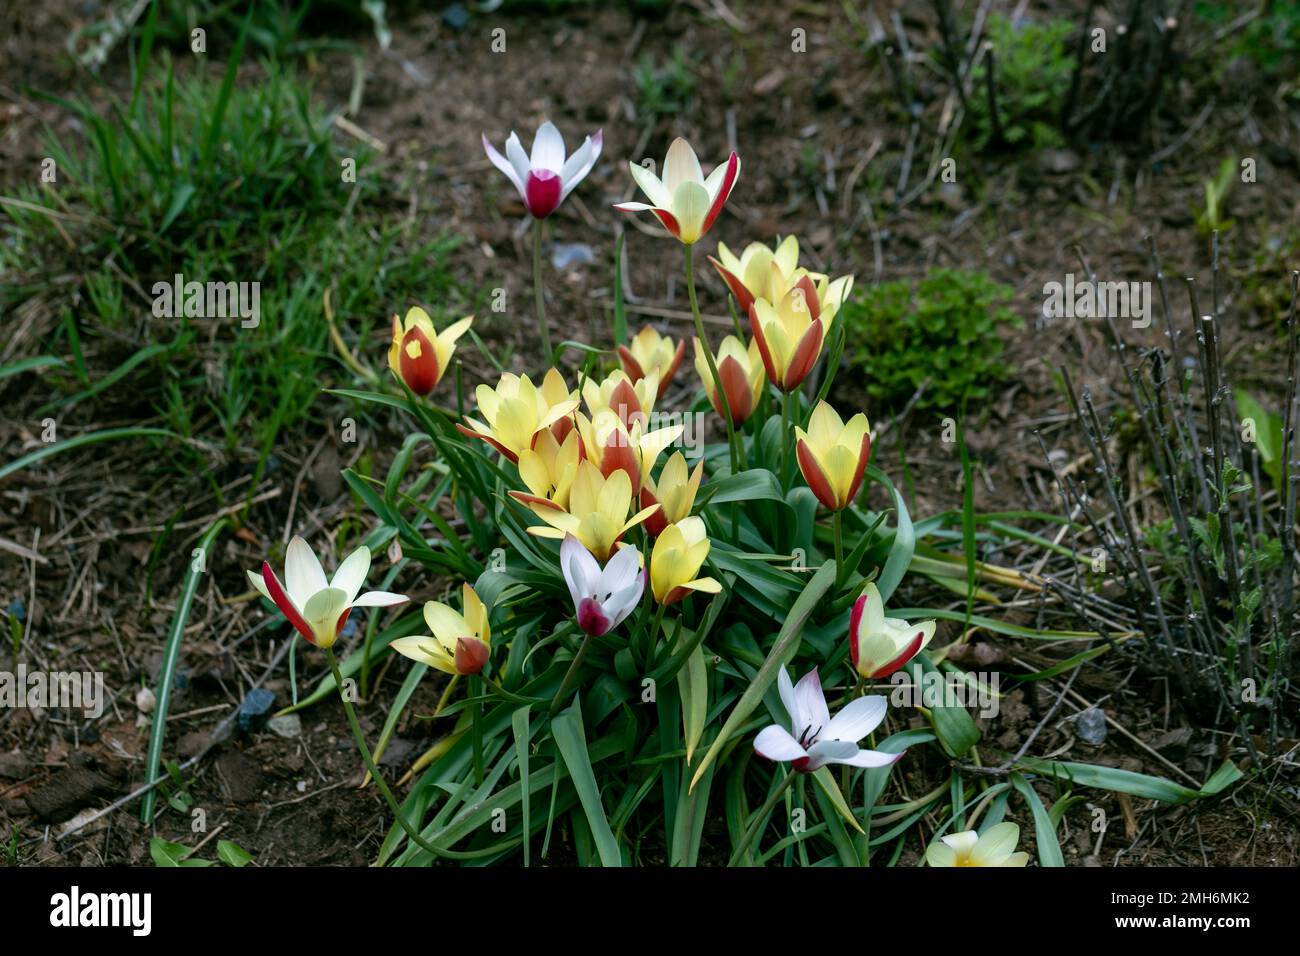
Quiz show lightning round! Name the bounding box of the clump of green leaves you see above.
[964,15,1075,152]
[150,836,254,867]
[1194,0,1300,78]
[838,269,1022,411]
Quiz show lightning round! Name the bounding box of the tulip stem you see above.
[727,767,798,866]
[781,388,792,486]
[533,219,553,360]
[549,632,594,716]
[833,509,846,589]
[684,244,740,477]
[323,647,453,860]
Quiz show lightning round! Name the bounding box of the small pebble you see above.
[1075,707,1108,745]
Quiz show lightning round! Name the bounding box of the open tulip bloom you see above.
[754,667,902,772]
[649,516,721,604]
[926,822,1030,867]
[561,534,645,637]
[248,537,407,649]
[712,235,854,326]
[391,584,492,676]
[615,137,740,244]
[458,369,580,463]
[388,308,473,397]
[482,121,602,220]
[851,582,937,679]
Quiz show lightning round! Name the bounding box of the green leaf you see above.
[811,766,865,834]
[689,560,837,791]
[216,840,254,867]
[1014,756,1241,804]
[142,519,228,822]
[1010,773,1064,867]
[512,705,532,867]
[552,698,621,867]
[0,427,175,483]
[678,642,708,765]
[907,653,981,758]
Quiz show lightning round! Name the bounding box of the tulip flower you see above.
[617,326,686,399]
[641,451,703,537]
[753,667,902,772]
[508,427,581,515]
[749,278,829,393]
[614,137,740,245]
[650,516,721,604]
[527,460,659,561]
[693,335,765,427]
[711,236,853,327]
[575,411,681,495]
[247,537,407,649]
[582,368,659,427]
[458,369,580,463]
[850,582,936,679]
[387,308,473,397]
[926,822,1030,867]
[541,367,580,442]
[391,584,492,676]
[560,534,644,637]
[482,121,602,220]
[795,401,871,512]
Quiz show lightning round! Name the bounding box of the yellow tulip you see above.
[749,281,828,393]
[457,368,579,463]
[693,335,765,427]
[527,460,658,561]
[641,451,703,537]
[387,308,473,396]
[650,516,721,604]
[390,584,491,676]
[711,236,853,329]
[617,326,686,399]
[582,368,659,427]
[926,823,1030,867]
[508,427,581,514]
[795,401,871,511]
[575,411,681,496]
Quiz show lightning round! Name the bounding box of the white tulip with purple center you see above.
[753,667,903,772]
[482,121,603,220]
[560,533,644,637]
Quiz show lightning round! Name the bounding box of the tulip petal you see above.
[302,587,349,647]
[259,562,313,643]
[561,533,601,609]
[824,694,887,743]
[351,590,409,608]
[796,438,840,511]
[330,546,371,604]
[833,747,905,768]
[793,669,830,736]
[663,137,703,192]
[504,132,531,186]
[285,536,327,606]
[970,822,1021,867]
[482,134,524,196]
[753,725,807,763]
[530,120,565,172]
[699,151,740,237]
[628,161,672,208]
[926,841,959,867]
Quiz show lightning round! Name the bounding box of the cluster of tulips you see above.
[246,122,1029,865]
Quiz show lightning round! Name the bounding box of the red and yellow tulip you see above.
[526,459,659,561]
[795,401,871,511]
[387,308,473,396]
[694,335,765,427]
[850,582,936,679]
[650,516,721,605]
[711,236,854,328]
[574,411,681,495]
[641,451,703,537]
[508,427,582,515]
[457,368,579,463]
[390,584,492,676]
[617,326,686,399]
[749,279,829,392]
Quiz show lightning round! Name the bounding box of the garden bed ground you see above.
[1,0,1297,866]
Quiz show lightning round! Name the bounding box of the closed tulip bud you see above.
[641,451,703,537]
[850,582,936,679]
[391,584,492,677]
[482,122,602,219]
[387,308,472,397]
[650,517,721,605]
[795,401,871,512]
[693,335,765,427]
[617,326,686,399]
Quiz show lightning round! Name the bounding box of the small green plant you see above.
[1197,157,1238,236]
[838,269,1021,411]
[633,46,697,117]
[149,836,254,867]
[963,15,1075,152]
